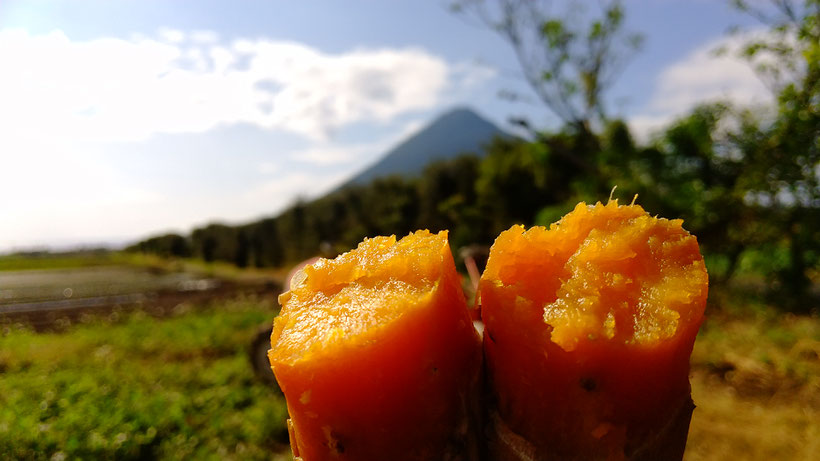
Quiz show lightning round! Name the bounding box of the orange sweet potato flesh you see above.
[269,230,482,461]
[479,201,708,461]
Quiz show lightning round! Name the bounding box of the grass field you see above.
[0,297,291,461]
[1,285,817,460]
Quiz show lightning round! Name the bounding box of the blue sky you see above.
[0,0,771,251]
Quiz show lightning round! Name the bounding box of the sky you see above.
[0,0,773,252]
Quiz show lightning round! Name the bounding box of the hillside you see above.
[340,107,508,188]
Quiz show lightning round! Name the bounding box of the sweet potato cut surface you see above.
[480,201,708,461]
[269,230,482,461]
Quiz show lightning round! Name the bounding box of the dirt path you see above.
[0,282,281,332]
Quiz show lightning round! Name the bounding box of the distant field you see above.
[0,253,117,272]
[0,253,283,334]
[0,266,202,305]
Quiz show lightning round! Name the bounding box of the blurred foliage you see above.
[129,0,818,312]
[0,298,290,460]
[0,249,116,271]
[127,234,191,260]
[450,0,643,130]
[686,303,820,461]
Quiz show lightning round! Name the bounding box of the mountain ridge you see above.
[337,107,508,189]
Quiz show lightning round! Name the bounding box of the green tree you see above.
[729,0,820,304]
[476,137,556,235]
[244,218,284,268]
[361,176,419,238]
[126,233,191,258]
[276,200,321,263]
[191,224,239,263]
[416,154,494,248]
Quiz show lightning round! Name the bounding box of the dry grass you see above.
[684,312,820,460]
[686,372,819,461]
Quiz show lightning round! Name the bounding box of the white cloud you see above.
[0,144,163,249]
[258,161,280,174]
[285,119,425,166]
[0,27,495,251]
[0,28,465,143]
[448,61,498,96]
[629,30,774,140]
[650,35,771,112]
[158,27,185,43]
[287,144,381,167]
[244,120,427,216]
[1,144,161,211]
[190,30,219,44]
[243,171,351,209]
[627,114,675,142]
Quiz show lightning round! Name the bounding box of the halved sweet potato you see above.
[480,201,708,461]
[269,230,482,461]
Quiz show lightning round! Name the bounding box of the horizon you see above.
[1,105,499,254]
[0,0,771,253]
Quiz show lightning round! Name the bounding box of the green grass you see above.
[119,253,289,284]
[0,297,290,460]
[0,252,285,287]
[0,254,117,271]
